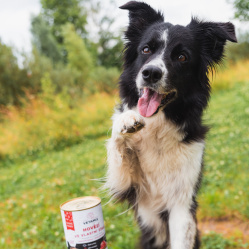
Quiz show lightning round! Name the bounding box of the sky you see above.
[0,0,247,54]
[0,0,40,52]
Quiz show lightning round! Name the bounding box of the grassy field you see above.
[200,81,249,220]
[0,61,248,248]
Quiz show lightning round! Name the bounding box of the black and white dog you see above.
[105,1,237,249]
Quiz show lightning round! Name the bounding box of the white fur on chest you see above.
[128,111,205,212]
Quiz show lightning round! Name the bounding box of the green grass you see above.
[0,138,139,248]
[202,232,248,249]
[0,80,249,248]
[200,81,249,219]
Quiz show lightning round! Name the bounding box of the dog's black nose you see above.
[142,66,162,83]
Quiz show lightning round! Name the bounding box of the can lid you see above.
[60,196,101,211]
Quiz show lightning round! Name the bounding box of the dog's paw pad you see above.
[121,120,145,134]
[113,110,145,136]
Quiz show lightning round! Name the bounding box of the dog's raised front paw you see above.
[113,110,145,136]
[121,120,144,134]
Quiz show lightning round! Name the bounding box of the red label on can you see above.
[64,211,75,231]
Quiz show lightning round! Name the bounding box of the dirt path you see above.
[199,218,249,244]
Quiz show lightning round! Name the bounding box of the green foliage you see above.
[19,0,123,106]
[41,0,88,43]
[24,48,91,103]
[25,48,53,93]
[88,0,123,69]
[231,0,249,21]
[40,73,56,104]
[97,34,123,69]
[89,66,120,93]
[29,0,124,71]
[226,32,249,62]
[0,41,30,106]
[61,23,93,84]
[31,15,62,63]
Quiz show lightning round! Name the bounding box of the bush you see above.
[89,66,120,94]
[25,49,86,105]
[0,41,31,106]
[226,32,249,62]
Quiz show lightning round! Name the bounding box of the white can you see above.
[60,196,107,249]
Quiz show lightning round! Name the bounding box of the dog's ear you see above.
[188,18,237,66]
[120,1,164,40]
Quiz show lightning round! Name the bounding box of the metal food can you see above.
[60,196,107,249]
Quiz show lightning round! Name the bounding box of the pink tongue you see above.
[138,88,163,117]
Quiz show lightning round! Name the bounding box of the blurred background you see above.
[0,0,248,248]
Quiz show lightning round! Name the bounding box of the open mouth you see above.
[138,88,177,117]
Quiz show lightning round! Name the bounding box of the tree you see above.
[96,16,123,68]
[226,32,249,61]
[31,15,62,63]
[226,0,249,61]
[0,41,30,106]
[87,0,123,69]
[62,23,93,87]
[38,0,123,69]
[229,0,249,21]
[40,0,88,43]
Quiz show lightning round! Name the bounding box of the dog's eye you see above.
[178,54,186,62]
[142,46,151,54]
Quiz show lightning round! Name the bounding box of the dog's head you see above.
[120,1,237,118]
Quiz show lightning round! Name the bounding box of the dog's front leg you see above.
[169,205,197,249]
[105,109,145,199]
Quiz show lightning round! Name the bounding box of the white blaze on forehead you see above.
[136,29,169,91]
[161,29,168,48]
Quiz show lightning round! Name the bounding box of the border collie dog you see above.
[105,1,236,249]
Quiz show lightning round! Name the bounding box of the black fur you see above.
[138,211,170,249]
[115,2,237,248]
[116,185,137,207]
[119,1,236,143]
